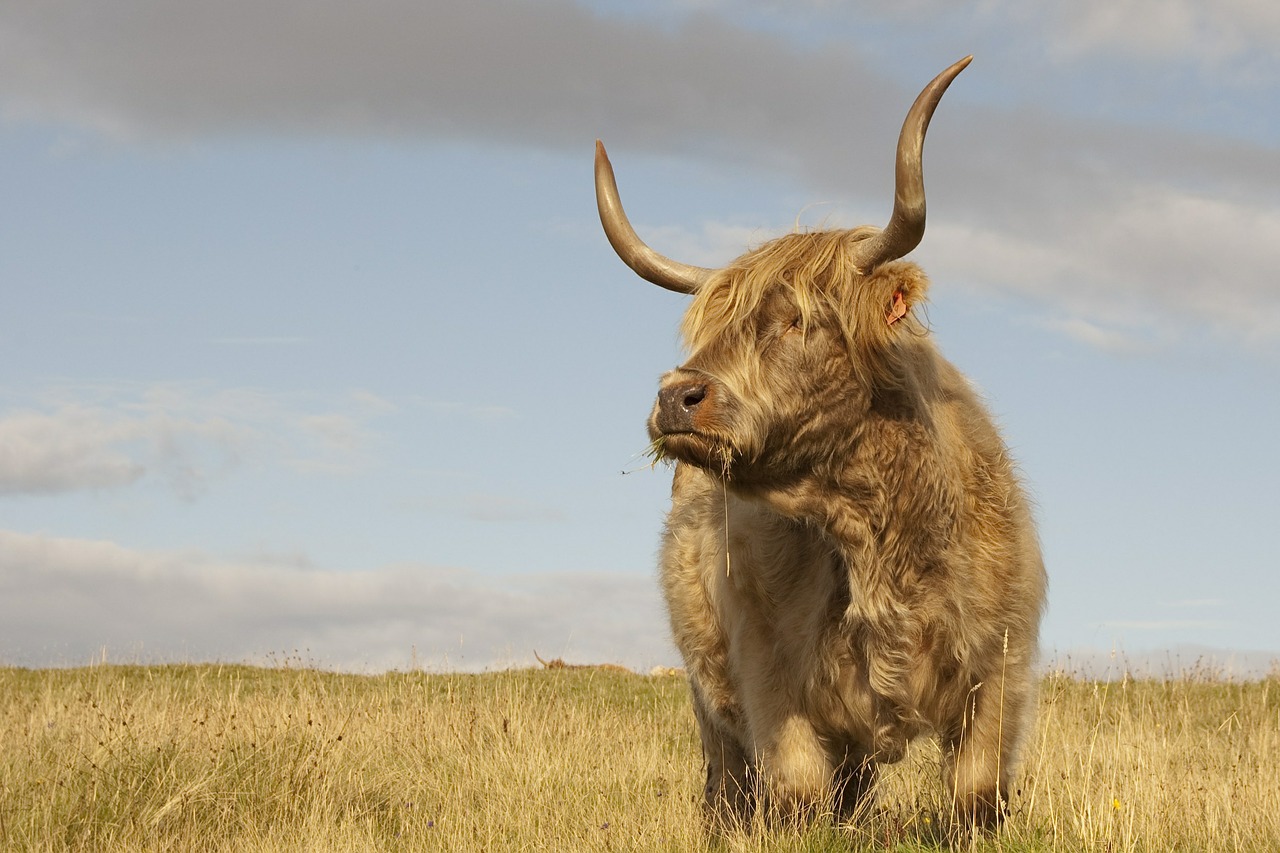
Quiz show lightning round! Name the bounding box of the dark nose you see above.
[655,380,707,434]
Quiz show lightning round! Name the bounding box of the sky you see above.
[1,0,1278,675]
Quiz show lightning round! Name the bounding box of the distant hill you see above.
[1043,645,1279,680]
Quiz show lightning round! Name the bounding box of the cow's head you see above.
[597,57,969,486]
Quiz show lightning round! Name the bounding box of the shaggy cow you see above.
[595,56,1046,829]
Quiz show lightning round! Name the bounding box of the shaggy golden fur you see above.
[648,228,1047,830]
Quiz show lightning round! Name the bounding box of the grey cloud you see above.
[0,0,892,153]
[3,1,1278,350]
[0,530,676,672]
[3,1,1275,203]
[3,1,1275,191]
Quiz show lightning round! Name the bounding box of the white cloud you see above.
[0,383,393,497]
[0,407,146,494]
[641,179,1280,353]
[0,402,247,499]
[1038,0,1280,66]
[0,529,676,672]
[924,183,1280,350]
[640,221,773,268]
[1039,317,1164,356]
[641,0,1280,73]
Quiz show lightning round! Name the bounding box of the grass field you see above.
[1,662,1277,851]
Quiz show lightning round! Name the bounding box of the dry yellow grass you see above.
[1,663,1276,851]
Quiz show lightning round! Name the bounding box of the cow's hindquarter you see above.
[884,377,1047,825]
[932,499,1045,826]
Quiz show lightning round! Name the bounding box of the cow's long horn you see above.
[595,140,714,295]
[854,56,971,273]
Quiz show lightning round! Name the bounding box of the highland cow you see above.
[595,56,1046,829]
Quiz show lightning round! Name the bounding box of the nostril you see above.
[657,379,711,432]
[682,386,706,410]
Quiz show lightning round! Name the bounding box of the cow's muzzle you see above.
[649,370,741,471]
[654,377,709,435]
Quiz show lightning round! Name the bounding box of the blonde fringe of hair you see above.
[680,227,928,384]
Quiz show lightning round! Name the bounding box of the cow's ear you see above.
[865,261,929,329]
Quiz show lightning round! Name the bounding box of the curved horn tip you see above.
[927,55,973,96]
[592,139,712,295]
[852,55,972,273]
[935,55,973,90]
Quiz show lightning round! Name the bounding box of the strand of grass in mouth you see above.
[644,436,667,467]
[722,473,731,577]
[619,438,668,475]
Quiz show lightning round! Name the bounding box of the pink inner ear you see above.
[886,291,908,326]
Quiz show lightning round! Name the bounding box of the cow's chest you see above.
[714,511,941,751]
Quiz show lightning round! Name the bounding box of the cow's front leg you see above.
[942,677,1023,829]
[691,682,753,830]
[832,746,878,821]
[754,713,834,823]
